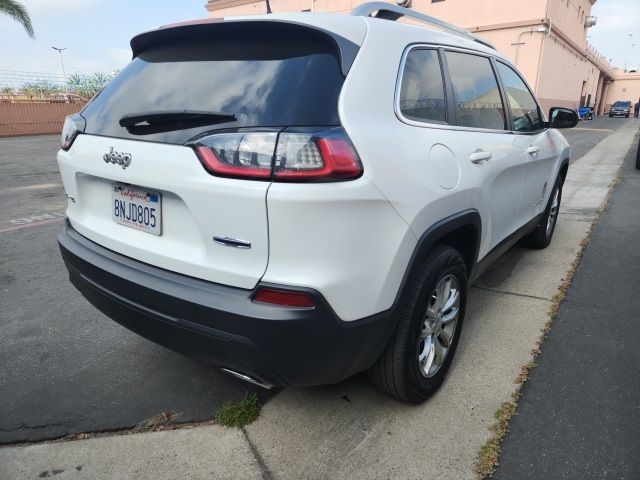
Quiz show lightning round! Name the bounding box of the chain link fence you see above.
[0,70,114,137]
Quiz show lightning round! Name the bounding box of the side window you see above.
[398,49,446,124]
[496,62,544,132]
[445,51,505,130]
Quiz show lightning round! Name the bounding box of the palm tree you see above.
[0,0,34,39]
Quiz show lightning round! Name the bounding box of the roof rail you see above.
[351,2,496,50]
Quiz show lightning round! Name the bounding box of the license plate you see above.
[112,183,162,235]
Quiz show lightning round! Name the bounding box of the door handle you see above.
[526,146,540,156]
[469,151,492,164]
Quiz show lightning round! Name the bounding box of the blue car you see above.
[578,106,593,120]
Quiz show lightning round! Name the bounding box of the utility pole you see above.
[51,46,68,101]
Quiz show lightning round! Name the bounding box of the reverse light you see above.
[193,127,362,182]
[60,114,86,151]
[254,287,316,308]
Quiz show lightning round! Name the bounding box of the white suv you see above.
[57,3,578,403]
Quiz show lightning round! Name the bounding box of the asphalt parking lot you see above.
[0,116,629,444]
[0,135,264,444]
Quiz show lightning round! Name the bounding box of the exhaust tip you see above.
[221,368,274,389]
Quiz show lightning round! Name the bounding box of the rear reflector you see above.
[193,127,362,182]
[253,287,316,308]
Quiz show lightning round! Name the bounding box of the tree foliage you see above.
[0,0,35,38]
[10,71,118,100]
[66,72,117,98]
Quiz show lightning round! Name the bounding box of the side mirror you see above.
[548,107,579,129]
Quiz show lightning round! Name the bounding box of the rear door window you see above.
[445,51,506,130]
[398,49,447,124]
[80,24,346,145]
[495,61,544,133]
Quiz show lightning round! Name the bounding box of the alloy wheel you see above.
[417,274,460,378]
[546,187,560,238]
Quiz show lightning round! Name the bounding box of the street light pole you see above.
[51,46,68,101]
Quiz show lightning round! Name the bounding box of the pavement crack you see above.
[0,421,72,433]
[241,427,273,480]
[471,285,550,302]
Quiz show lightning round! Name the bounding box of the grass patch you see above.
[515,361,536,385]
[476,402,518,477]
[216,393,261,428]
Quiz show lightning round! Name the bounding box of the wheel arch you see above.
[393,210,481,305]
[558,158,570,183]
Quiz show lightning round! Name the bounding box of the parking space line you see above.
[1,212,65,234]
[0,218,64,234]
[4,183,62,193]
[571,127,614,132]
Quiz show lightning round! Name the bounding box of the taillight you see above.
[253,287,316,308]
[60,114,86,151]
[194,132,277,180]
[193,127,362,182]
[274,128,362,181]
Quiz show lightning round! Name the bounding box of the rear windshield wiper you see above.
[119,110,236,135]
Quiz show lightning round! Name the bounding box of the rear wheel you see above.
[635,136,640,170]
[521,178,562,249]
[369,245,467,403]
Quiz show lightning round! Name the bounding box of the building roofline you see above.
[206,0,257,12]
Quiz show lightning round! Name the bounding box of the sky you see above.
[0,0,639,82]
[589,0,640,70]
[0,0,207,82]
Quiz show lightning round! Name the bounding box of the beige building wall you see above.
[605,72,640,111]
[546,0,593,48]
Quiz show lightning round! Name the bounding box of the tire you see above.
[635,136,640,170]
[369,245,467,403]
[520,177,563,249]
[626,114,630,118]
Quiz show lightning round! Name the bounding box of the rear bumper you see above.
[58,222,396,387]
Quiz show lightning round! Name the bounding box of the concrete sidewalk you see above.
[1,121,638,480]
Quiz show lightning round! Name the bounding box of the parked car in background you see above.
[57,3,578,403]
[609,101,631,118]
[578,106,593,120]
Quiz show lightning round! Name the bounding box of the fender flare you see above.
[392,209,482,305]
[558,157,570,183]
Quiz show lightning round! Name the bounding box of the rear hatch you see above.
[57,21,352,289]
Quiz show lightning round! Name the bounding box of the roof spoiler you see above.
[129,19,361,76]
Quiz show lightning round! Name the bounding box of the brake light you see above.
[254,287,316,308]
[193,127,362,182]
[274,128,362,181]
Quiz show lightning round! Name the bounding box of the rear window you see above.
[81,24,346,144]
[398,48,447,124]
